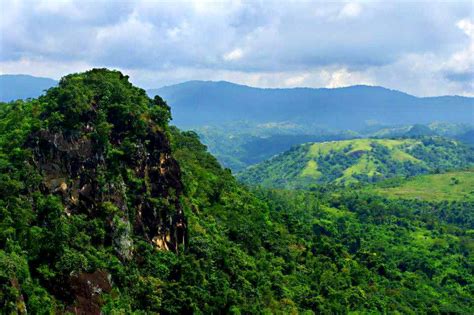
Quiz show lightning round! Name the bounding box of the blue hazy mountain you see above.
[149,81,474,130]
[2,76,472,132]
[456,129,474,146]
[0,74,57,102]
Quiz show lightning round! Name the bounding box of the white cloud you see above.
[322,68,374,88]
[444,19,474,72]
[35,0,77,15]
[0,58,94,79]
[284,74,308,86]
[338,2,362,19]
[223,48,244,61]
[0,0,473,96]
[457,19,474,38]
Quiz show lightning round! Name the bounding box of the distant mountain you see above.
[237,137,474,188]
[404,124,436,137]
[456,129,474,146]
[0,74,57,102]
[3,76,472,131]
[149,81,474,130]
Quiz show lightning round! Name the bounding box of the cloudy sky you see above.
[1,0,473,96]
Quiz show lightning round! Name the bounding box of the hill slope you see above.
[238,138,474,188]
[370,169,474,201]
[197,126,355,171]
[150,81,474,130]
[0,74,57,102]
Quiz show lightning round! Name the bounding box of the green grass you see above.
[238,137,473,188]
[308,138,419,157]
[308,139,371,157]
[390,149,421,163]
[300,159,322,178]
[336,155,379,184]
[372,169,474,201]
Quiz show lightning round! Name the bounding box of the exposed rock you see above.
[10,278,27,315]
[112,215,133,260]
[67,270,112,315]
[28,128,186,253]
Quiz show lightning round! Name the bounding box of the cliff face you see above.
[28,127,186,255]
[8,69,187,314]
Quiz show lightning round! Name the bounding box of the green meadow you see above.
[371,169,474,201]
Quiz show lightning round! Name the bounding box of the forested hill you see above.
[1,69,473,313]
[150,81,474,129]
[237,138,474,188]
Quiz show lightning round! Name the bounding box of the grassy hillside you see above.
[192,122,473,172]
[238,138,474,188]
[196,124,355,171]
[370,169,474,201]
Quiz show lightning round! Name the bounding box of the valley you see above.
[2,74,473,173]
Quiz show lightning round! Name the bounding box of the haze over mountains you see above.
[151,80,474,130]
[2,74,473,132]
[0,74,57,102]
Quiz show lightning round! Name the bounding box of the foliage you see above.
[196,123,355,171]
[237,138,474,188]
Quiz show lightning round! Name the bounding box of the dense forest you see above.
[1,69,473,314]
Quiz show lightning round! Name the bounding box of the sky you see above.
[0,0,473,96]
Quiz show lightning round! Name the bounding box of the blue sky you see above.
[0,0,473,96]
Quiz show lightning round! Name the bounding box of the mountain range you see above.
[151,80,474,130]
[2,74,473,131]
[0,74,57,102]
